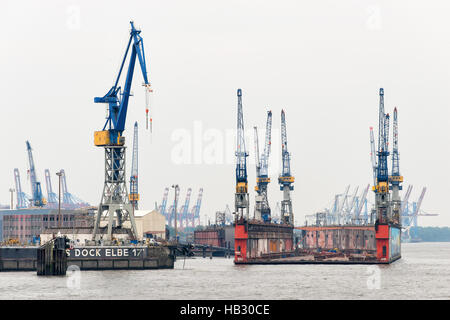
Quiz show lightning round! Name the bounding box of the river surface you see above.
[0,242,449,299]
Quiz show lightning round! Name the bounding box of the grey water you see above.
[0,242,449,299]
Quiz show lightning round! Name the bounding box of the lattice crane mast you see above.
[373,88,391,225]
[389,107,403,224]
[234,89,249,221]
[278,109,294,225]
[254,111,272,222]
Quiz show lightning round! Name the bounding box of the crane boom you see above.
[253,126,260,178]
[159,187,169,218]
[370,127,377,187]
[26,141,46,207]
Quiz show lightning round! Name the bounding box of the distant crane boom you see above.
[26,141,46,207]
[129,122,139,209]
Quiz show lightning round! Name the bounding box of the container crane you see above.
[190,188,203,228]
[234,89,249,221]
[179,188,192,229]
[389,107,403,224]
[44,169,58,204]
[13,168,30,209]
[26,141,46,207]
[129,122,139,209]
[278,109,295,225]
[92,21,152,241]
[158,187,169,219]
[355,184,370,223]
[253,110,272,222]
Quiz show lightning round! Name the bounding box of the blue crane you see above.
[190,188,203,227]
[44,169,58,204]
[26,141,46,207]
[59,169,89,207]
[129,121,139,209]
[375,89,389,191]
[235,89,249,220]
[278,109,294,225]
[373,88,391,226]
[93,21,151,240]
[254,111,272,222]
[179,188,192,229]
[158,187,170,219]
[13,168,30,209]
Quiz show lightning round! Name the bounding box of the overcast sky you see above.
[1,0,449,226]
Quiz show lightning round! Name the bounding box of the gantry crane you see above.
[59,169,89,207]
[158,187,169,220]
[129,121,139,209]
[26,141,46,207]
[389,107,403,225]
[179,188,192,229]
[234,89,249,221]
[93,21,152,241]
[44,169,58,204]
[278,110,294,225]
[14,168,30,209]
[168,187,180,228]
[253,111,273,222]
[355,184,370,224]
[190,188,203,228]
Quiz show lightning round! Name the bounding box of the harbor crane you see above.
[44,169,58,204]
[389,107,403,225]
[278,109,294,225]
[26,141,46,207]
[92,21,152,240]
[129,121,139,209]
[179,188,192,229]
[13,168,30,209]
[253,111,273,222]
[60,169,89,207]
[158,187,169,219]
[234,89,249,221]
[373,88,391,225]
[190,188,203,228]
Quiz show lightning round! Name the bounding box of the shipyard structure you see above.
[233,88,402,264]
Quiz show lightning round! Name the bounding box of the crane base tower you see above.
[92,146,138,241]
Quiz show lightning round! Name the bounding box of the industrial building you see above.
[0,208,94,244]
[40,209,166,244]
